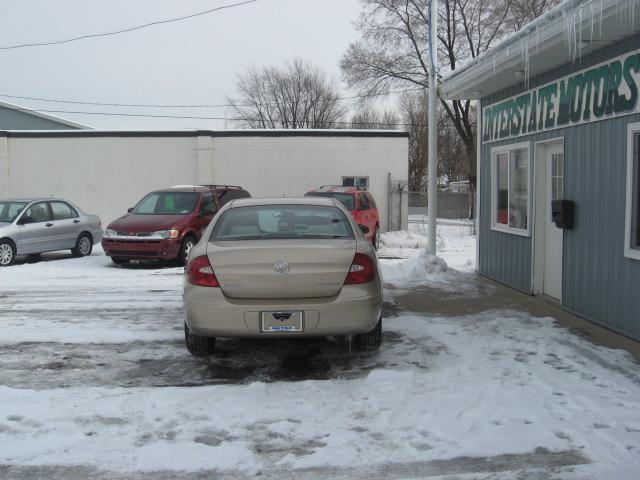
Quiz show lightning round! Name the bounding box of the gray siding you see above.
[479,138,532,292]
[0,106,80,130]
[480,32,640,339]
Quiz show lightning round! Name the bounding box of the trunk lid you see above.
[207,239,356,299]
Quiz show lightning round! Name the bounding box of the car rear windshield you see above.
[211,205,354,241]
[305,192,355,211]
[0,201,27,223]
[132,192,199,215]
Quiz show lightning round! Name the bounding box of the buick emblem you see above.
[273,260,289,276]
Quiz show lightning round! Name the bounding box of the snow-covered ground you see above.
[1,233,639,479]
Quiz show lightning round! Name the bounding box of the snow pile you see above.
[382,249,450,287]
[380,230,445,250]
[379,227,475,274]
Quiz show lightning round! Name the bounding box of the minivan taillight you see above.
[344,253,376,285]
[186,255,220,287]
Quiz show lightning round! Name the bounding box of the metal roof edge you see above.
[439,0,638,99]
[0,100,90,129]
[0,129,409,139]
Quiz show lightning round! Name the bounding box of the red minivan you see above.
[305,185,380,249]
[102,185,250,265]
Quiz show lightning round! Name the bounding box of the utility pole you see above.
[427,0,438,255]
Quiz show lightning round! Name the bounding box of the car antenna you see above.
[49,186,60,198]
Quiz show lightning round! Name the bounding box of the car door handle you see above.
[73,219,80,224]
[46,223,53,227]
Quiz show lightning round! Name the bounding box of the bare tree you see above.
[507,0,562,29]
[341,0,554,187]
[399,91,428,192]
[228,58,347,129]
[437,109,468,183]
[349,104,399,129]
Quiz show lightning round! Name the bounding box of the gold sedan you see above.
[182,197,383,355]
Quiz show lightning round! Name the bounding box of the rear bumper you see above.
[183,282,383,338]
[91,228,103,244]
[101,237,181,260]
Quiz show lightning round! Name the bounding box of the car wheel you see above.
[72,233,93,257]
[178,235,196,266]
[111,257,129,265]
[352,316,382,352]
[0,240,16,267]
[373,227,380,250]
[184,322,215,356]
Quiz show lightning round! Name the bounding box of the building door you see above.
[543,143,564,299]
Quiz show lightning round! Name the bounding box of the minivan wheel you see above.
[184,322,216,356]
[72,233,93,257]
[0,240,16,266]
[178,235,196,266]
[352,316,382,352]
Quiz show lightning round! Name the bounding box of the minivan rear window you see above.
[305,192,355,211]
[132,192,199,215]
[211,205,354,241]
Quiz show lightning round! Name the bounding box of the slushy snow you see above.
[1,231,639,478]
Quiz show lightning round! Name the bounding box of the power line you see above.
[0,87,424,108]
[0,0,259,50]
[4,105,442,128]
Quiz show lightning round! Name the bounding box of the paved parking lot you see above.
[1,240,639,479]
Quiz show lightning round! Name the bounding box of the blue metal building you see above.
[0,101,86,130]
[441,0,640,339]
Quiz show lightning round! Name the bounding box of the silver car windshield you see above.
[211,205,354,241]
[0,201,27,223]
[132,192,199,215]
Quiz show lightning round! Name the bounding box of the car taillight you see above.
[186,255,220,287]
[344,253,376,285]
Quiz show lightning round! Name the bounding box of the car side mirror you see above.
[358,224,370,235]
[18,216,33,225]
[127,207,133,214]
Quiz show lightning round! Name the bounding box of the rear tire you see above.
[111,257,129,265]
[177,235,196,267]
[185,322,216,356]
[72,233,93,257]
[352,316,382,352]
[0,239,16,266]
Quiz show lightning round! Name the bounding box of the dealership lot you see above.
[1,232,640,479]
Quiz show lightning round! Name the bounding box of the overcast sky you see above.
[0,0,363,130]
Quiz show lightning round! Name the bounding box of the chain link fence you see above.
[408,191,476,237]
[408,215,476,238]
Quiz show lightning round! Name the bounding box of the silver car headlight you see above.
[151,229,180,239]
[104,228,117,238]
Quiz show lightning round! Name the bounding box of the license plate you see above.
[261,311,303,332]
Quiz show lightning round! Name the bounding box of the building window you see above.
[343,176,368,188]
[491,143,530,235]
[625,123,640,260]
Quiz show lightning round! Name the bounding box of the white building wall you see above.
[6,136,198,224]
[211,136,408,232]
[3,133,408,231]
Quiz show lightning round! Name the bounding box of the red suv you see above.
[102,185,251,265]
[305,186,380,249]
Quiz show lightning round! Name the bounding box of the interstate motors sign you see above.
[482,48,640,143]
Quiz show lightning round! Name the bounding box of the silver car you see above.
[0,198,103,266]
[183,197,383,356]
